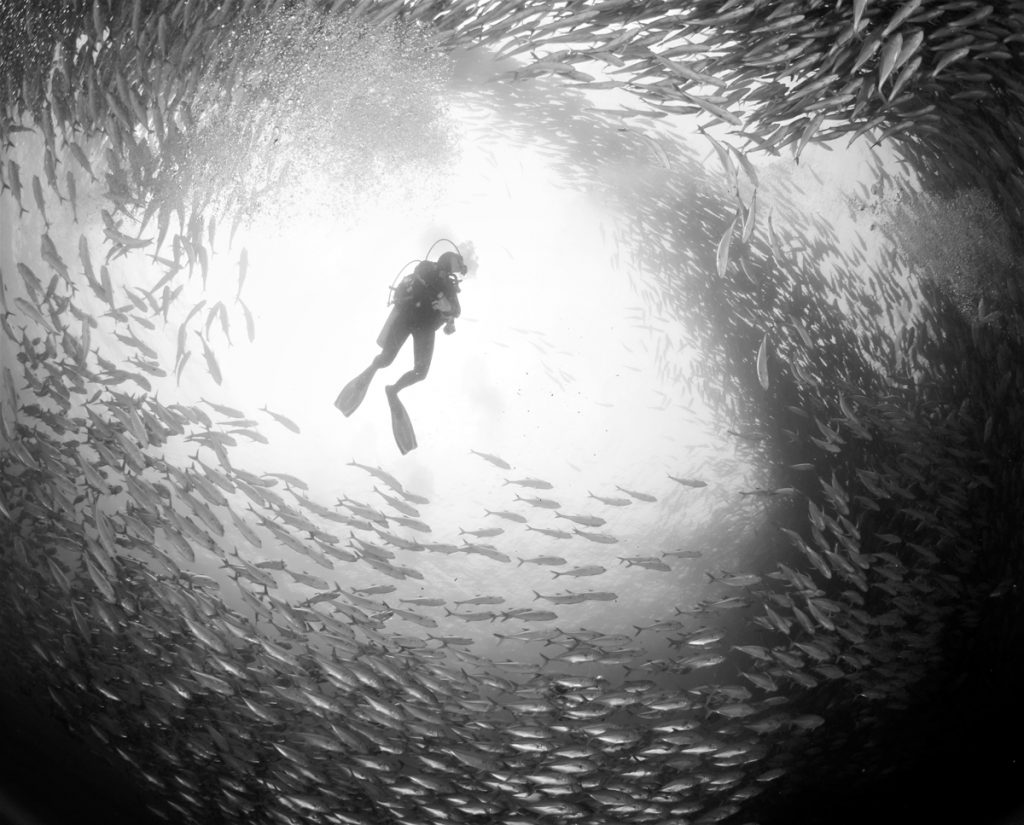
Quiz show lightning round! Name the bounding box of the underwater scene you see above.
[1,1,1024,824]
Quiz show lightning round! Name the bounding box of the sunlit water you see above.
[2,3,1023,825]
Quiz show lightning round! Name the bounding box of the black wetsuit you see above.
[372,261,461,393]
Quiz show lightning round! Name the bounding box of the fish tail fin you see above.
[444,607,453,616]
[532,590,541,601]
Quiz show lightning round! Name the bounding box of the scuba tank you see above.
[386,239,464,307]
[387,259,422,308]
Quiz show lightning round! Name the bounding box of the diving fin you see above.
[335,367,375,417]
[386,386,417,455]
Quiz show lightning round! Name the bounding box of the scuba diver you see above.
[335,246,468,454]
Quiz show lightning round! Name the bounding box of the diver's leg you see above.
[347,322,407,389]
[336,317,409,415]
[372,319,410,370]
[388,327,434,396]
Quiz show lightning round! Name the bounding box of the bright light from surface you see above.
[222,104,713,487]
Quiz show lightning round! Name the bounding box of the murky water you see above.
[2,2,1023,824]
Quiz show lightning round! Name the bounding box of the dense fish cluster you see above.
[1,1,1023,825]
[441,0,1024,229]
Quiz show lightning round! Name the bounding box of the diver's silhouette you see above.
[335,250,466,453]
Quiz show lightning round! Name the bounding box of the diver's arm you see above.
[444,280,460,334]
[435,276,460,333]
[449,285,461,320]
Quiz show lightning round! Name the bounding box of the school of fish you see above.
[1,0,1023,824]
